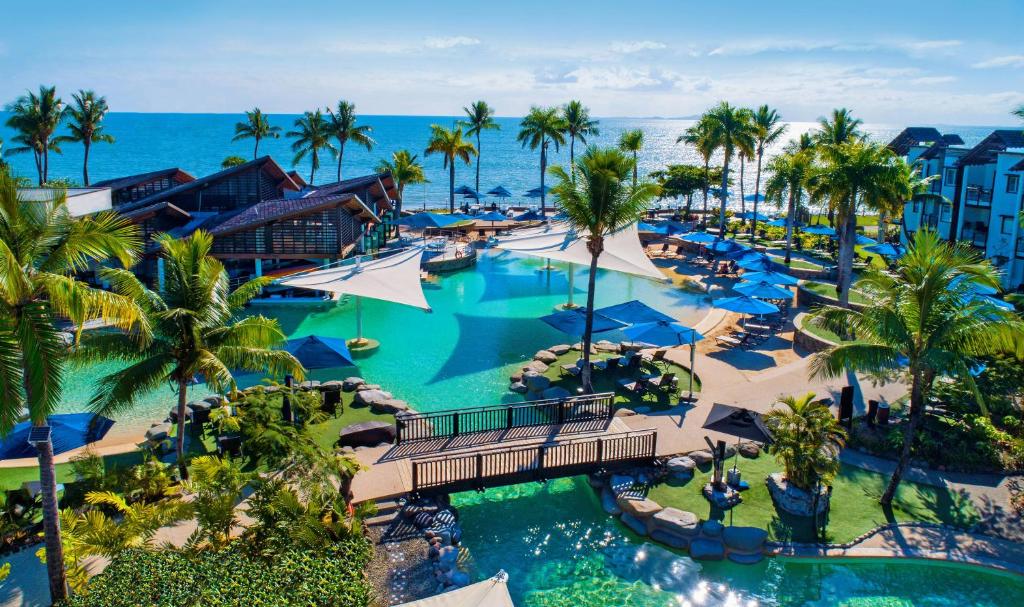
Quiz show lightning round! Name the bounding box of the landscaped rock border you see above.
[397,497,473,594]
[796,282,868,312]
[792,312,838,353]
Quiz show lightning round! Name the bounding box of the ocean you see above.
[0,113,1005,211]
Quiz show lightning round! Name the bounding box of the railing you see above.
[410,429,657,495]
[965,186,993,207]
[961,228,988,248]
[396,393,615,444]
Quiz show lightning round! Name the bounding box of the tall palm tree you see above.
[562,100,600,168]
[517,106,566,214]
[3,85,66,185]
[232,108,281,159]
[376,149,428,200]
[550,147,660,393]
[457,101,499,193]
[287,110,336,185]
[702,102,755,232]
[0,168,143,603]
[809,230,1024,506]
[83,230,303,480]
[763,392,846,491]
[764,146,812,264]
[875,158,933,244]
[750,105,788,236]
[618,129,644,185]
[678,118,716,225]
[424,125,476,213]
[57,90,114,186]
[1014,104,1024,122]
[814,108,865,147]
[326,101,375,182]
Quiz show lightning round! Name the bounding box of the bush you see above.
[61,538,373,607]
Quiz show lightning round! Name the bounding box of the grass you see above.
[808,214,879,227]
[802,280,871,306]
[646,451,979,544]
[767,255,824,272]
[796,315,844,344]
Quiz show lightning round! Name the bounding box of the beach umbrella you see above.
[976,294,1015,311]
[396,212,462,229]
[742,194,764,203]
[737,256,786,272]
[741,270,799,286]
[475,211,507,223]
[734,280,793,300]
[707,239,746,254]
[623,321,705,400]
[804,225,836,236]
[453,185,475,195]
[863,243,906,258]
[487,186,512,198]
[284,335,355,369]
[595,300,675,325]
[766,218,805,229]
[832,234,876,246]
[514,209,545,221]
[637,221,659,232]
[539,308,626,337]
[951,275,998,296]
[0,413,114,460]
[680,232,718,244]
[702,403,772,484]
[726,249,767,263]
[735,211,771,221]
[714,295,780,328]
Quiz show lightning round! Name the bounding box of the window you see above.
[1002,215,1016,235]
[944,167,957,185]
[939,203,952,222]
[1007,174,1020,194]
[912,199,920,213]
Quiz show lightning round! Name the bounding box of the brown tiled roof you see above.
[91,167,195,190]
[209,192,377,236]
[887,127,944,156]
[120,201,192,222]
[960,130,1024,166]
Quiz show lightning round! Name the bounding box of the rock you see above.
[549,344,571,356]
[702,483,742,510]
[689,538,725,561]
[203,396,225,407]
[522,372,550,393]
[533,350,559,364]
[509,371,524,382]
[522,360,549,374]
[571,342,597,353]
[614,408,637,417]
[619,341,646,352]
[371,399,409,414]
[722,526,768,553]
[541,386,572,400]
[615,496,662,518]
[342,377,366,392]
[437,546,458,569]
[701,520,724,537]
[723,445,737,459]
[320,380,344,392]
[167,408,180,424]
[448,571,470,587]
[353,389,393,408]
[509,381,528,394]
[594,340,620,353]
[739,442,760,458]
[187,400,212,412]
[650,529,691,549]
[619,512,648,536]
[338,421,396,448]
[263,385,280,394]
[356,383,382,391]
[648,508,700,537]
[688,450,714,465]
[666,457,696,478]
[766,472,830,516]
[600,486,621,515]
[728,552,764,564]
[145,423,171,442]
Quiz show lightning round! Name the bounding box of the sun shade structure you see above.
[863,243,906,258]
[595,300,675,325]
[540,307,626,337]
[0,413,114,460]
[397,213,463,229]
[766,218,805,229]
[514,210,545,221]
[741,270,799,286]
[278,247,430,345]
[474,211,508,223]
[832,234,877,246]
[679,232,718,244]
[624,321,705,400]
[391,571,514,607]
[284,335,355,369]
[714,295,780,316]
[487,186,512,198]
[803,225,836,236]
[702,403,772,443]
[737,256,786,273]
[734,280,793,300]
[706,239,747,255]
[734,210,770,220]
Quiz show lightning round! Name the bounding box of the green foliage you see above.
[234,385,324,465]
[221,155,247,168]
[173,456,251,550]
[764,393,847,489]
[286,109,336,184]
[377,149,428,198]
[232,108,281,158]
[327,100,374,181]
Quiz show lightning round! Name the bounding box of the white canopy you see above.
[278,246,431,311]
[493,221,666,281]
[392,572,514,607]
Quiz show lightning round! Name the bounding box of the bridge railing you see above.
[410,429,657,495]
[395,392,615,444]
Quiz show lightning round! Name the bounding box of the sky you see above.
[1,0,1023,125]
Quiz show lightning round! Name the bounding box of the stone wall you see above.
[422,248,477,273]
[796,283,867,313]
[791,313,837,353]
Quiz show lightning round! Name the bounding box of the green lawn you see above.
[808,214,879,227]
[646,451,978,544]
[767,255,824,272]
[802,280,871,306]
[797,316,844,344]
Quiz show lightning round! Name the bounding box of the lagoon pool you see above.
[63,250,706,435]
[452,477,1024,607]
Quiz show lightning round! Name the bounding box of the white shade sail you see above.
[392,572,514,607]
[278,247,431,311]
[493,221,666,281]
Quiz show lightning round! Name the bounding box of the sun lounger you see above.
[560,361,583,377]
[714,334,743,347]
[644,372,677,392]
[616,378,647,396]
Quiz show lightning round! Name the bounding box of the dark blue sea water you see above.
[0,112,1002,211]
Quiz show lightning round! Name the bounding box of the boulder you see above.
[522,372,550,393]
[650,529,690,549]
[145,423,171,442]
[533,350,559,364]
[600,486,621,515]
[723,445,737,459]
[338,421,397,447]
[701,520,724,537]
[738,442,760,458]
[437,546,459,570]
[688,450,714,465]
[619,512,648,536]
[727,552,764,565]
[549,344,571,356]
[203,396,225,407]
[187,400,212,413]
[594,340,620,353]
[766,472,830,516]
[614,408,637,417]
[448,571,471,587]
[342,377,366,392]
[522,360,549,374]
[666,456,696,478]
[356,383,382,391]
[619,341,646,352]
[371,399,409,414]
[508,381,528,394]
[167,408,180,424]
[689,538,725,561]
[722,526,768,553]
[353,389,393,408]
[541,386,572,400]
[648,508,700,537]
[615,496,662,518]
[509,371,524,382]
[320,380,344,392]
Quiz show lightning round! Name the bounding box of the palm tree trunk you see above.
[83,141,91,186]
[254,137,260,160]
[448,162,455,214]
[337,141,346,182]
[880,370,928,506]
[176,380,189,481]
[719,152,730,235]
[43,141,49,185]
[702,159,710,227]
[569,135,575,169]
[34,152,43,186]
[836,195,858,307]
[36,432,68,602]
[877,211,887,244]
[580,246,602,394]
[540,142,547,215]
[475,133,481,193]
[752,151,764,238]
[739,155,746,227]
[784,190,796,264]
[632,151,638,187]
[309,151,317,186]
[684,193,693,221]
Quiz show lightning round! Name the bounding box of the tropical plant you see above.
[286,110,336,185]
[221,155,247,169]
[763,392,846,490]
[814,108,865,148]
[424,125,476,213]
[750,105,787,236]
[808,229,1024,505]
[650,164,720,219]
[0,167,143,602]
[701,102,755,231]
[618,129,644,185]
[173,455,252,551]
[550,147,660,392]
[457,101,499,193]
[326,101,374,182]
[678,117,716,223]
[764,145,812,263]
[233,386,322,466]
[232,108,281,159]
[57,90,115,186]
[82,230,303,480]
[4,85,67,185]
[562,100,599,168]
[875,158,934,243]
[517,106,566,214]
[376,149,427,200]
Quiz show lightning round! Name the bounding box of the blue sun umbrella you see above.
[623,320,705,400]
[742,194,765,203]
[680,232,718,244]
[397,212,463,229]
[487,186,513,198]
[595,300,675,324]
[462,190,483,200]
[707,239,747,254]
[540,308,626,337]
[714,295,780,316]
[514,209,545,221]
[453,185,475,195]
[449,213,476,221]
[0,413,115,460]
[766,218,805,229]
[284,335,355,369]
[738,256,786,272]
[863,243,906,258]
[975,294,1015,311]
[741,270,799,286]
[804,225,836,236]
[832,234,877,246]
[734,280,793,300]
[475,211,508,223]
[726,249,766,263]
[951,275,999,296]
[637,221,659,232]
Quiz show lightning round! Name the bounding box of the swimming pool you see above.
[452,477,1024,607]
[62,250,706,434]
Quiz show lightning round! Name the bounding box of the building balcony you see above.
[920,214,940,230]
[929,180,943,195]
[961,227,988,248]
[964,185,993,207]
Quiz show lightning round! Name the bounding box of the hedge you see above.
[61,538,373,607]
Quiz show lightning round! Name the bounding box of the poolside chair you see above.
[560,360,583,377]
[642,348,668,369]
[621,353,643,374]
[616,377,647,397]
[322,390,341,416]
[714,334,743,348]
[643,372,677,393]
[604,356,622,371]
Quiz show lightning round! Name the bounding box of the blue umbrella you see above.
[804,225,836,236]
[707,239,747,254]
[454,185,475,195]
[726,249,767,263]
[637,221,659,232]
[396,212,462,229]
[951,275,999,296]
[742,194,764,203]
[735,211,771,221]
[734,280,793,300]
[766,218,805,229]
[863,243,906,258]
[595,300,675,324]
[737,256,785,272]
[623,320,704,399]
[284,335,355,369]
[525,186,552,198]
[714,295,780,316]
[540,308,626,336]
[449,213,476,221]
[680,232,718,244]
[832,234,876,246]
[0,413,114,460]
[487,186,513,198]
[741,270,799,286]
[462,190,484,200]
[475,211,508,222]
[514,209,545,221]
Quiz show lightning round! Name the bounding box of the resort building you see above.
[892,127,1024,291]
[19,186,114,217]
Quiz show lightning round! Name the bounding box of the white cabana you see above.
[392,572,514,607]
[278,247,430,344]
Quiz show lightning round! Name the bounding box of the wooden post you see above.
[411,462,418,492]
[506,406,514,430]
[452,412,460,437]
[557,399,565,424]
[537,445,546,480]
[476,452,484,488]
[596,437,604,464]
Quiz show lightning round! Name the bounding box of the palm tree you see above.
[424,125,476,213]
[678,118,716,225]
[750,105,788,237]
[326,101,375,182]
[232,108,281,159]
[562,101,600,167]
[702,102,755,232]
[221,155,247,169]
[809,230,1024,506]
[58,90,114,186]
[3,85,66,185]
[0,167,143,603]
[84,230,303,480]
[876,158,933,244]
[763,392,846,491]
[287,110,336,185]
[517,107,566,214]
[814,108,865,147]
[550,147,660,393]
[457,101,499,193]
[764,146,812,264]
[1014,104,1024,122]
[618,129,644,185]
[376,150,428,200]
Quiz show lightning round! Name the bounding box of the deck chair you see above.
[621,353,643,374]
[644,372,676,392]
[643,348,668,368]
[560,360,583,377]
[616,377,647,396]
[714,334,743,347]
[604,356,622,371]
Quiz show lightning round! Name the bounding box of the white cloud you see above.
[708,40,875,56]
[909,76,956,85]
[899,39,962,51]
[972,55,1024,69]
[550,66,680,91]
[610,40,667,54]
[424,36,481,49]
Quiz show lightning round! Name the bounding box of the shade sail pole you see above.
[689,332,696,401]
[355,296,363,343]
[567,263,574,308]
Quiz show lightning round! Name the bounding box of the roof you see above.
[287,171,308,188]
[120,201,192,222]
[1012,158,1024,171]
[209,192,377,236]
[91,167,195,190]
[959,130,1024,166]
[312,172,398,212]
[888,127,944,156]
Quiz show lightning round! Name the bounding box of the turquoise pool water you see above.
[452,477,1024,607]
[63,250,705,434]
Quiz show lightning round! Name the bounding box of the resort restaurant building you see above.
[891,127,1024,291]
[93,157,401,292]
